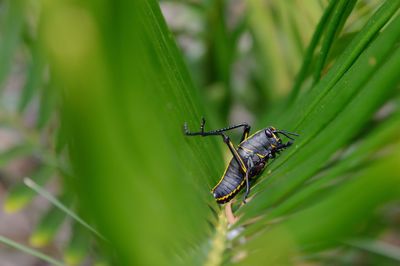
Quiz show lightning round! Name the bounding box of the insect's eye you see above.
[265,130,273,138]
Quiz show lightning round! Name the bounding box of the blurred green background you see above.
[0,0,399,265]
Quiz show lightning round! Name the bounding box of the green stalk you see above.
[0,235,64,266]
[204,211,228,266]
[24,178,105,241]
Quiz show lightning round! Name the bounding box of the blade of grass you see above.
[287,0,400,104]
[23,178,105,241]
[269,10,400,175]
[0,235,65,266]
[288,0,337,103]
[312,0,357,83]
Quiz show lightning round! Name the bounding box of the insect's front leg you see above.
[278,141,293,151]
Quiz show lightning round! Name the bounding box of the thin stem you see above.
[23,177,107,242]
[0,235,65,266]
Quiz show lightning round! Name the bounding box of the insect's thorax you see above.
[239,130,274,156]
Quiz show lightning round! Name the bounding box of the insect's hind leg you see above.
[183,118,250,140]
[221,133,248,174]
[240,124,251,142]
[184,118,250,173]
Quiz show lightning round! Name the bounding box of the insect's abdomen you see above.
[212,160,245,204]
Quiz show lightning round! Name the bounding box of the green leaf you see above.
[40,1,223,265]
[288,0,337,102]
[33,1,400,265]
[314,0,356,83]
[244,37,400,220]
[312,0,357,83]
[241,13,400,220]
[0,235,64,266]
[288,0,400,103]
[237,144,400,265]
[242,109,400,236]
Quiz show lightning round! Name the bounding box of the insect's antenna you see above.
[277,132,294,140]
[275,130,299,140]
[278,130,299,136]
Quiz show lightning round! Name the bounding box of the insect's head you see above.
[265,127,299,145]
[265,127,281,144]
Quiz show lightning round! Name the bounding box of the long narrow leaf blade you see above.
[0,235,64,266]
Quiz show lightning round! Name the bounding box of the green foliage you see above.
[40,1,222,265]
[0,0,95,264]
[0,0,399,265]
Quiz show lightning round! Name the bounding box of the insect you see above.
[184,118,298,204]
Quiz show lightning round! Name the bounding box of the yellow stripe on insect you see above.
[211,164,230,192]
[216,178,246,201]
[240,146,266,159]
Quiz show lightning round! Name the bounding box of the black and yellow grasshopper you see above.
[184,118,298,204]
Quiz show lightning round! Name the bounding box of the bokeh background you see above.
[0,0,400,265]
